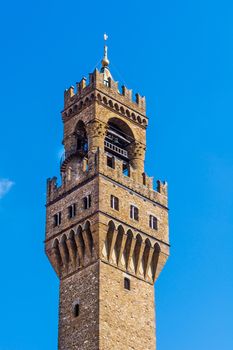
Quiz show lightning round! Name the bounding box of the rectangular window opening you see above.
[83,194,91,209]
[124,277,130,290]
[54,212,61,227]
[149,215,158,230]
[130,205,139,221]
[107,155,115,168]
[122,162,130,177]
[68,204,76,219]
[111,195,119,211]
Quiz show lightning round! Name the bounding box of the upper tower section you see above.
[62,36,147,172]
[47,37,167,208]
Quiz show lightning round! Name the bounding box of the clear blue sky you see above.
[0,0,232,349]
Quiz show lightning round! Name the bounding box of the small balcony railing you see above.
[104,140,128,158]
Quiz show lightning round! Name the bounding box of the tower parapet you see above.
[46,149,168,207]
[63,69,147,125]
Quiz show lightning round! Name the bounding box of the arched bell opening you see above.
[104,118,135,175]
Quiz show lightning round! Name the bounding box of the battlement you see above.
[63,68,146,116]
[98,151,167,207]
[46,149,167,207]
[47,156,92,204]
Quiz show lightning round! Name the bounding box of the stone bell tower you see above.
[45,38,169,350]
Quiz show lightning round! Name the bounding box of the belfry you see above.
[45,37,169,349]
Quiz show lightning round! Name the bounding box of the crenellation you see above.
[47,149,167,208]
[64,86,75,108]
[63,68,147,119]
[46,165,93,204]
[135,92,146,109]
[108,77,118,91]
[78,77,87,91]
[47,176,58,196]
[156,180,168,196]
[88,72,95,85]
[143,172,154,188]
[99,152,167,206]
[122,85,132,101]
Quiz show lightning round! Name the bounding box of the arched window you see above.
[104,118,135,173]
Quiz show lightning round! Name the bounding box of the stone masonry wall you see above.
[99,175,169,244]
[46,177,99,242]
[99,261,156,350]
[58,262,99,350]
[58,261,156,350]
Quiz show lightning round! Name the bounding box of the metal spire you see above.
[102,33,110,67]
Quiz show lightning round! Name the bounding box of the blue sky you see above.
[0,0,233,349]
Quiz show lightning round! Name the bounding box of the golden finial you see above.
[102,33,110,67]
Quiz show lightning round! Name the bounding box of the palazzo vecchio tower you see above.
[45,38,169,350]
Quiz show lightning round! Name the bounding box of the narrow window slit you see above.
[124,277,130,290]
[73,302,80,317]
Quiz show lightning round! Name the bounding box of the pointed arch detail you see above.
[102,223,164,284]
[50,220,96,276]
